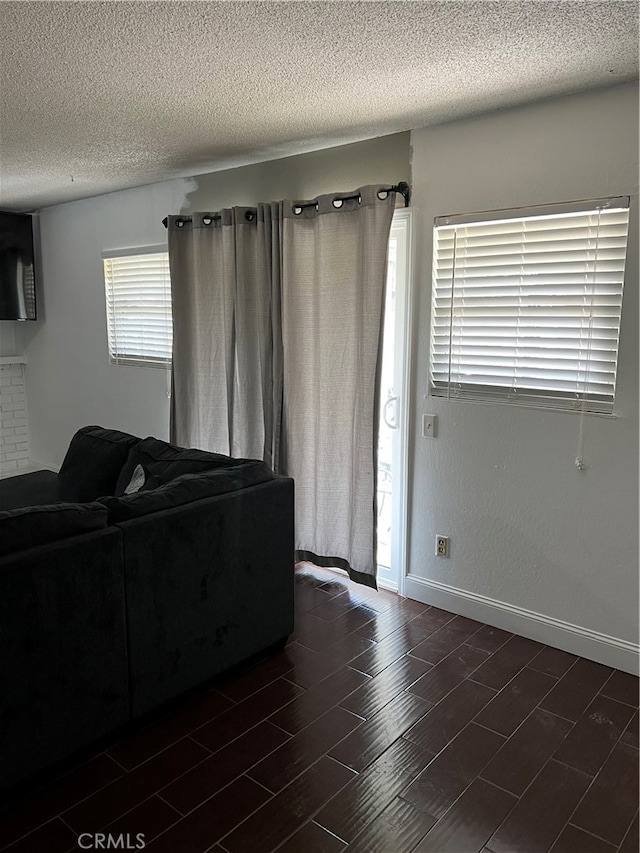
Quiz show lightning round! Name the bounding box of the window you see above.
[430,198,630,414]
[103,247,172,367]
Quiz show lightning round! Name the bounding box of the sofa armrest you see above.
[0,470,59,511]
[0,527,129,791]
[118,476,295,717]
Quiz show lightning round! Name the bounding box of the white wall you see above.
[0,323,16,355]
[407,84,639,669]
[186,133,410,211]
[18,134,410,469]
[17,179,194,467]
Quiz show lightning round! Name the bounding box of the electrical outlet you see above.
[435,535,449,557]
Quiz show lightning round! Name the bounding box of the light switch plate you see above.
[422,414,437,437]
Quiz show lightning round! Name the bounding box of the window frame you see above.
[429,197,630,415]
[102,245,172,369]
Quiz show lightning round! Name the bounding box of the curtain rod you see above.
[161,182,410,228]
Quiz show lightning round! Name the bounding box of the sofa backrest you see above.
[58,426,140,502]
[56,428,275,524]
[0,501,108,556]
[100,461,276,523]
[114,437,237,495]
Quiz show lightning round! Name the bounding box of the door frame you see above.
[377,208,413,597]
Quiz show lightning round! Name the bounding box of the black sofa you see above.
[0,426,295,792]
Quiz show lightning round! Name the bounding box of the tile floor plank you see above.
[410,617,485,666]
[274,821,346,853]
[486,760,592,853]
[145,775,272,853]
[401,722,504,818]
[307,590,369,622]
[350,617,441,674]
[464,624,513,654]
[480,708,572,796]
[268,665,369,734]
[599,670,639,707]
[621,708,639,749]
[552,693,634,776]
[99,795,181,846]
[528,646,578,678]
[315,736,431,844]
[216,649,302,703]
[159,720,290,814]
[339,654,431,719]
[414,778,516,853]
[0,754,124,850]
[247,705,363,793]
[191,678,304,754]
[62,738,209,833]
[570,741,640,846]
[220,757,356,853]
[346,796,437,853]
[539,658,614,722]
[329,691,432,772]
[407,645,489,705]
[294,614,375,658]
[409,606,458,635]
[470,635,545,691]
[549,824,617,853]
[473,666,557,736]
[619,811,639,853]
[404,678,497,754]
[3,819,76,853]
[107,690,233,771]
[279,641,352,690]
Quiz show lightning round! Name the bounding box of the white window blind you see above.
[430,198,630,414]
[103,248,172,367]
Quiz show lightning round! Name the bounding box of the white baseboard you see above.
[405,574,639,676]
[29,458,59,473]
[0,459,59,479]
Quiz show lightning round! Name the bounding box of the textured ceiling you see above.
[0,1,638,211]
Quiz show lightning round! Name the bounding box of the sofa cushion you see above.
[0,501,108,556]
[58,426,140,502]
[102,461,275,523]
[115,437,234,495]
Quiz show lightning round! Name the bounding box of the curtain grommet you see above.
[377,189,389,200]
[202,216,213,226]
[176,219,185,228]
[293,201,319,215]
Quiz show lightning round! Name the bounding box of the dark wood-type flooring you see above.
[1,563,638,852]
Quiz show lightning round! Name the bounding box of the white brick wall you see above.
[0,362,29,473]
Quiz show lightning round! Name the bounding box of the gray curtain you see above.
[168,206,281,466]
[168,185,395,587]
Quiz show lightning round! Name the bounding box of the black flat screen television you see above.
[0,212,37,320]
